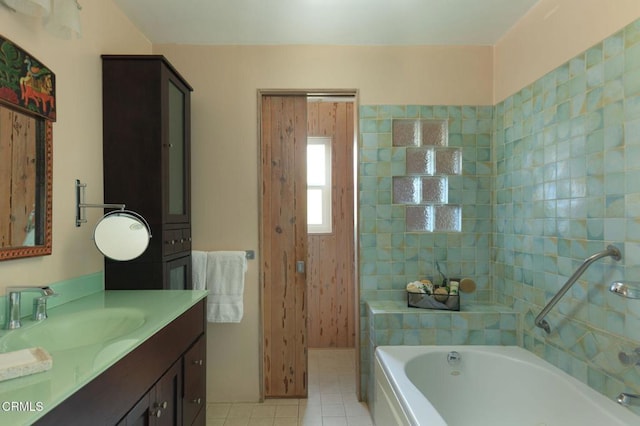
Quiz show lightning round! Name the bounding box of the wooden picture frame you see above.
[0,35,54,260]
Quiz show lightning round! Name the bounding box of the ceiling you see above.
[112,0,540,46]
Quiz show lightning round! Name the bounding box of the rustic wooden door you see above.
[306,100,356,348]
[260,95,308,398]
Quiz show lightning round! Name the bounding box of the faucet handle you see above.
[32,293,57,321]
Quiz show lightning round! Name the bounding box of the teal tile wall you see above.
[359,105,494,303]
[367,301,518,346]
[359,105,494,398]
[359,18,640,407]
[494,19,640,401]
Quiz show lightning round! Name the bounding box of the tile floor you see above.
[206,348,373,426]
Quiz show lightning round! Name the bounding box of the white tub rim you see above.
[374,345,640,426]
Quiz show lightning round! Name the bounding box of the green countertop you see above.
[0,289,208,425]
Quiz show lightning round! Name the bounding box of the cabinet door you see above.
[183,335,206,425]
[152,361,182,426]
[164,71,191,224]
[117,392,151,426]
[165,255,192,290]
[120,361,182,426]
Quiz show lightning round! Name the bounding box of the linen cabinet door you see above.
[163,70,191,225]
[165,255,192,290]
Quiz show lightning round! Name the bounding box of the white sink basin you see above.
[1,308,146,352]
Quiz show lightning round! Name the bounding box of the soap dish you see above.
[0,347,52,382]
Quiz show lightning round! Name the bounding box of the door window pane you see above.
[307,144,326,185]
[308,189,324,225]
[307,137,332,233]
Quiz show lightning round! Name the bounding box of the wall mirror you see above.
[0,35,55,260]
[93,210,151,261]
[0,104,52,260]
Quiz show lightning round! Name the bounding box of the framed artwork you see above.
[0,34,56,121]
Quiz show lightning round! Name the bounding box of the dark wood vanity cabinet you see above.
[101,55,193,290]
[118,360,182,426]
[36,300,206,426]
[116,336,206,426]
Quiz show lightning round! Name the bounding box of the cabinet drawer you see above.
[183,335,206,425]
[180,228,192,252]
[163,228,191,256]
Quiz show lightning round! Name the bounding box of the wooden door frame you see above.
[257,89,361,401]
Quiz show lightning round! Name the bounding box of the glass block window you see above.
[391,118,461,232]
[435,148,462,175]
[307,137,332,233]
[392,176,421,204]
[406,147,434,175]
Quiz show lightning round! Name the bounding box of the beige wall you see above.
[0,2,151,291]
[494,0,640,102]
[154,44,493,401]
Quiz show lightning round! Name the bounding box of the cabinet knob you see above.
[157,401,168,409]
[192,398,202,405]
[180,238,185,243]
[150,408,162,418]
[193,359,204,366]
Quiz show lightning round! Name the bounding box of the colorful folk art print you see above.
[0,35,56,121]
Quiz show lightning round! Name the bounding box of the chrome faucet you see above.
[617,393,640,407]
[447,351,461,366]
[5,286,57,330]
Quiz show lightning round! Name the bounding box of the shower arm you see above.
[534,245,621,334]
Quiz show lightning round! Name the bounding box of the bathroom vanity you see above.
[0,290,207,425]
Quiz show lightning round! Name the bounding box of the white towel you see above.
[204,251,247,323]
[191,250,208,291]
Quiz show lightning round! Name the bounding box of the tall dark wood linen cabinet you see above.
[102,55,193,290]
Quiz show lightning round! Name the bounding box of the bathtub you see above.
[373,345,639,426]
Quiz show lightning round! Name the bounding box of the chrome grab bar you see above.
[535,245,621,334]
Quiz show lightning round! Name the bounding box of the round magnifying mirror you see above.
[93,210,151,261]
